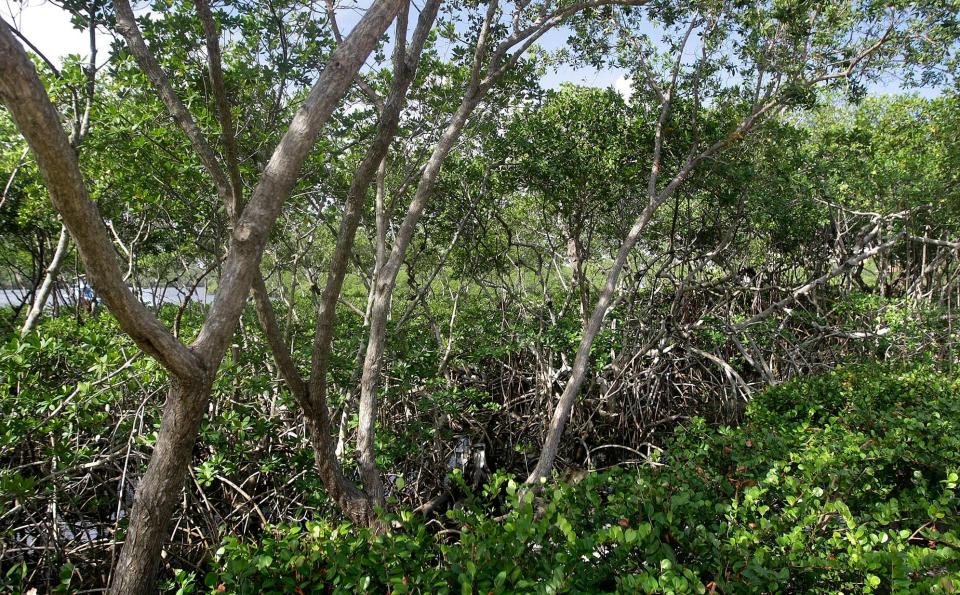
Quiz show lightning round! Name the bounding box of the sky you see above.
[1,1,77,52]
[1,1,114,66]
[532,26,634,96]
[0,0,938,101]
[1,0,635,95]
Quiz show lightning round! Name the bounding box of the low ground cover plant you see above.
[204,365,960,594]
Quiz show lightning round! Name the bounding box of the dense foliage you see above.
[2,308,959,591]
[1,0,959,592]
[203,366,960,594]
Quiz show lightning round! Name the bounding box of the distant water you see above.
[0,286,215,309]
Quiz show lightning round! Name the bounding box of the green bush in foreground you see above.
[201,365,960,594]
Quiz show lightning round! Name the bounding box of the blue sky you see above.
[0,1,632,94]
[0,0,940,99]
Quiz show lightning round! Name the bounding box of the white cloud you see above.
[613,74,634,102]
[1,0,120,66]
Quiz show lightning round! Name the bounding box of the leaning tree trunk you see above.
[2,6,401,591]
[21,223,69,336]
[109,377,212,595]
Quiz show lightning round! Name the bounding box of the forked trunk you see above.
[305,415,379,527]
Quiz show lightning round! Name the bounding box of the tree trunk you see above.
[355,94,479,502]
[566,232,590,327]
[526,201,659,484]
[21,223,70,336]
[108,377,212,595]
[2,4,403,592]
[306,412,377,526]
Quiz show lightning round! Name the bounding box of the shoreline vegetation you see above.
[2,0,959,591]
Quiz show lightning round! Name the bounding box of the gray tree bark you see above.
[302,0,439,523]
[107,377,213,595]
[352,0,651,504]
[0,0,402,589]
[20,224,69,336]
[521,8,901,480]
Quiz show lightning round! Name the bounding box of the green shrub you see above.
[206,365,960,594]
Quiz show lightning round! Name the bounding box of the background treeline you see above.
[1,0,959,592]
